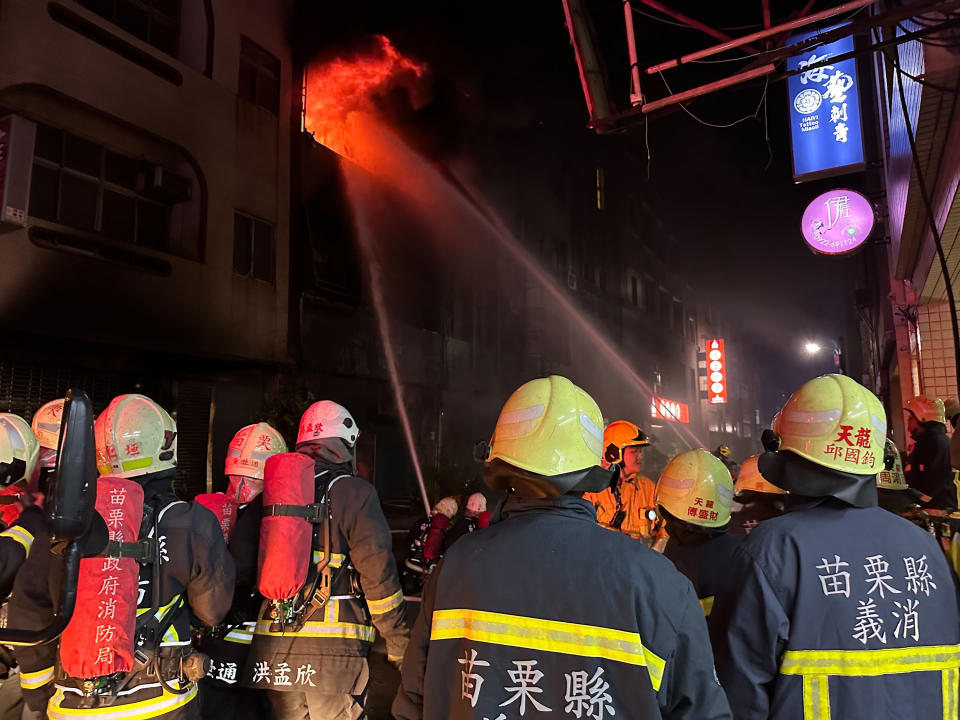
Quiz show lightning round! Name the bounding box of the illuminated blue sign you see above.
[786,23,864,182]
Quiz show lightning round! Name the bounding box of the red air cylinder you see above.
[60,477,143,678]
[258,453,314,601]
[195,492,239,543]
[423,513,451,561]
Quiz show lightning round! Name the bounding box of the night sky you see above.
[300,0,881,417]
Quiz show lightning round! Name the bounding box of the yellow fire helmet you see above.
[770,374,887,475]
[735,455,787,496]
[225,422,287,480]
[602,420,650,466]
[877,438,908,491]
[905,395,946,425]
[656,449,734,529]
[0,414,39,487]
[95,394,177,478]
[485,375,614,496]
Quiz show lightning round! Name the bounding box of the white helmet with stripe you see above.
[94,394,177,478]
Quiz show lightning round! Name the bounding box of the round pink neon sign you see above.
[801,189,874,256]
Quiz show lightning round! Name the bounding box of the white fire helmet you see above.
[296,401,359,447]
[0,414,39,487]
[225,422,287,480]
[32,399,65,468]
[465,492,487,516]
[433,496,458,519]
[95,394,177,479]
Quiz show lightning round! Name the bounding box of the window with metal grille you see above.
[77,0,181,57]
[233,212,275,283]
[172,381,212,498]
[238,36,281,115]
[0,360,128,420]
[29,122,197,259]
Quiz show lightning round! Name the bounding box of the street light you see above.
[803,337,846,375]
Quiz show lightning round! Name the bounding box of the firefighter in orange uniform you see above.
[584,420,658,543]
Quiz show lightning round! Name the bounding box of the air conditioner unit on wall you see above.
[0,115,37,232]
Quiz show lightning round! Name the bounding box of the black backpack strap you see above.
[100,539,156,563]
[262,504,326,522]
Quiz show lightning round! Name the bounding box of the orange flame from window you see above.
[304,36,426,164]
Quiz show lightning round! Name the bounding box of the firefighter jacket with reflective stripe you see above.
[713,498,960,720]
[196,496,262,688]
[12,475,235,718]
[584,474,657,539]
[4,509,54,711]
[663,532,743,638]
[244,462,409,695]
[392,495,732,720]
[907,423,955,508]
[0,505,44,600]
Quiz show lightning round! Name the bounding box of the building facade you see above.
[870,17,960,446]
[0,0,293,495]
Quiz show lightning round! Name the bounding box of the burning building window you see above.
[77,0,181,58]
[233,212,275,283]
[28,122,196,259]
[239,36,281,115]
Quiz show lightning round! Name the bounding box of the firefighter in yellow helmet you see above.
[728,455,790,535]
[656,449,741,640]
[583,420,659,543]
[393,375,732,720]
[714,375,960,719]
[904,395,954,508]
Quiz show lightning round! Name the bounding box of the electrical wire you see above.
[657,69,771,128]
[872,27,960,94]
[631,7,696,29]
[898,20,960,47]
[883,41,960,394]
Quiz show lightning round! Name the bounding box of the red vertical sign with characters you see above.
[705,339,728,404]
[60,477,143,678]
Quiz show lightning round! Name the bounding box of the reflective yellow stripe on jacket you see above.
[780,644,960,720]
[19,665,53,690]
[47,682,198,720]
[312,551,346,567]
[253,620,375,642]
[367,590,403,615]
[0,525,34,554]
[699,596,714,617]
[430,609,666,691]
[223,621,256,645]
[136,593,186,645]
